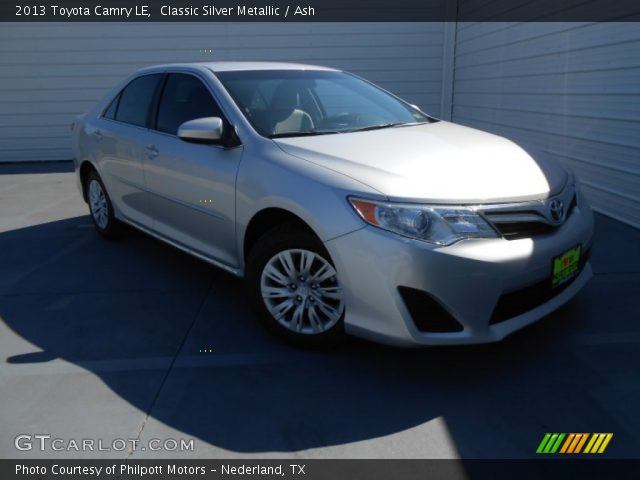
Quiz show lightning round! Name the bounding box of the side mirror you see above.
[177,117,224,143]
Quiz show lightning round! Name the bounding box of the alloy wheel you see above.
[88,179,109,229]
[260,248,344,334]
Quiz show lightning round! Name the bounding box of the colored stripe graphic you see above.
[536,433,565,453]
[536,433,552,453]
[584,433,614,454]
[584,433,599,453]
[544,433,559,453]
[592,434,606,452]
[550,433,565,453]
[574,433,589,453]
[598,433,614,453]
[559,433,575,453]
[567,433,581,453]
[568,433,586,453]
[537,433,612,454]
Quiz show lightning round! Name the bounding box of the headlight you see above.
[349,197,498,245]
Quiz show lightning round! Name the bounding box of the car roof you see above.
[204,62,338,72]
[136,61,339,74]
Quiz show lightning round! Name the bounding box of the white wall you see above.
[0,22,445,162]
[451,22,640,228]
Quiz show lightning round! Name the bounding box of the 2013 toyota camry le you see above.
[71,62,594,347]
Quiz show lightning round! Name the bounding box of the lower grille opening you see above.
[398,287,464,333]
[495,221,556,239]
[490,248,590,325]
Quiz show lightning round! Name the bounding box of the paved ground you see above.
[1,161,639,460]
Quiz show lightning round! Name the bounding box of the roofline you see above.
[132,62,340,75]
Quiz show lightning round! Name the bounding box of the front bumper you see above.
[325,199,594,346]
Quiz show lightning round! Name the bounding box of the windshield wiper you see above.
[268,130,341,139]
[346,121,429,133]
[268,120,433,138]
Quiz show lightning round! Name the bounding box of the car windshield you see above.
[215,69,432,138]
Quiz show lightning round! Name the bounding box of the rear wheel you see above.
[85,169,122,238]
[246,224,346,347]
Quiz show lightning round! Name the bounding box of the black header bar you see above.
[2,0,640,22]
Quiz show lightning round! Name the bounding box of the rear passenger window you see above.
[156,74,223,135]
[115,74,162,127]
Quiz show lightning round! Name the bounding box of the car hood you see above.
[273,121,567,203]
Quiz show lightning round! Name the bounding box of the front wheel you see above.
[246,225,346,347]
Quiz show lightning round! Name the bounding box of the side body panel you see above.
[87,117,153,227]
[140,128,243,268]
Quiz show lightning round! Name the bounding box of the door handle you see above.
[92,130,103,141]
[145,144,159,159]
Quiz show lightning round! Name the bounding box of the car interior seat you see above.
[270,83,314,135]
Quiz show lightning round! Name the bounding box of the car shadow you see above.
[1,214,639,458]
[0,160,74,175]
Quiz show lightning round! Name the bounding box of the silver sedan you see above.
[72,62,594,347]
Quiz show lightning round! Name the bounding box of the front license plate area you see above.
[552,244,582,289]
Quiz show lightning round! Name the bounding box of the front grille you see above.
[486,194,577,240]
[490,248,590,325]
[398,287,464,333]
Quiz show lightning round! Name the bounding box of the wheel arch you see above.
[78,160,98,202]
[243,207,321,262]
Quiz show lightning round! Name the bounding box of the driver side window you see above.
[155,74,224,135]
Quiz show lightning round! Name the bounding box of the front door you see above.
[141,73,242,269]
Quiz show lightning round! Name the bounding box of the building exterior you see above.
[0,22,638,227]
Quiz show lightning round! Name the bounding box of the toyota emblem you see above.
[549,199,565,224]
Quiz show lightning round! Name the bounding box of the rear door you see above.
[140,72,243,268]
[93,73,163,228]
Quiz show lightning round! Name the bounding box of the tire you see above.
[85,169,122,239]
[246,223,346,348]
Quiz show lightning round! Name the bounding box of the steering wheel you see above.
[321,112,362,129]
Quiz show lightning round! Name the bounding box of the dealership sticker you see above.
[552,244,582,288]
